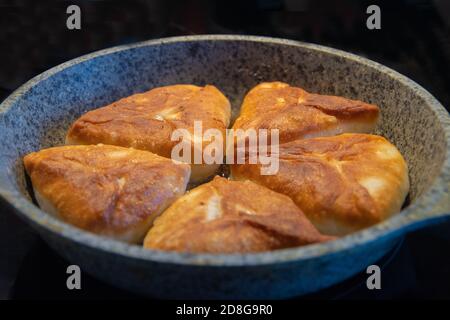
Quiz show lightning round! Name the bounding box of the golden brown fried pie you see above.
[144,176,332,253]
[66,84,231,183]
[232,82,380,143]
[231,134,409,236]
[23,144,191,243]
[24,80,408,250]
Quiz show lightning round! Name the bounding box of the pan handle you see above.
[398,186,450,235]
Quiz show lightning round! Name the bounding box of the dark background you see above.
[1,0,450,110]
[0,0,450,299]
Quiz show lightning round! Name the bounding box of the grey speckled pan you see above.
[0,35,449,299]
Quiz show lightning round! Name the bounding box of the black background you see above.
[1,0,450,110]
[0,0,450,299]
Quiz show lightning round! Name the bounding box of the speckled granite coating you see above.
[0,35,449,298]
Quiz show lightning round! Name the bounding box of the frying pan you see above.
[0,35,449,299]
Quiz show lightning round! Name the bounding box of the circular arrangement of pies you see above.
[24,82,409,253]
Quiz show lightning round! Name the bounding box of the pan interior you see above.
[1,38,447,228]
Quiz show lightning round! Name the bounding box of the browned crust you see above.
[302,93,379,120]
[144,176,333,253]
[232,82,379,143]
[66,84,231,159]
[231,134,409,236]
[23,144,191,242]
